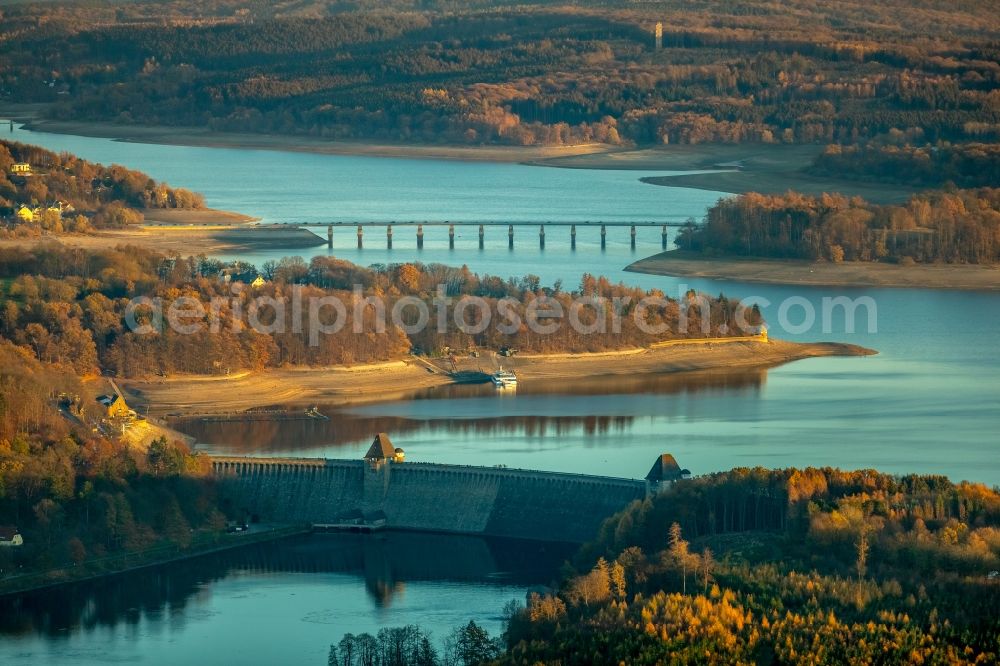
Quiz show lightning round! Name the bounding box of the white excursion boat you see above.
[490,368,518,389]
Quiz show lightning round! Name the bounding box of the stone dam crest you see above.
[211,434,689,544]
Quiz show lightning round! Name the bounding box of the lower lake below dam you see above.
[0,533,571,666]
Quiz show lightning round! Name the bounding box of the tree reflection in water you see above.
[0,532,574,638]
[175,368,767,456]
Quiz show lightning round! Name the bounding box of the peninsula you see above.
[634,188,1000,291]
[123,338,873,418]
[629,251,1000,292]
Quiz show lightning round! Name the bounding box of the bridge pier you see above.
[387,224,393,249]
[357,225,363,249]
[539,225,545,249]
[327,225,333,249]
[600,224,606,250]
[417,224,424,249]
[631,225,636,250]
[571,224,576,250]
[479,225,484,250]
[508,225,514,250]
[662,225,668,250]
[449,224,455,249]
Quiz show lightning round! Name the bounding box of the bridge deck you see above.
[304,221,686,227]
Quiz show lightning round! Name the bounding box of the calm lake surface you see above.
[3,121,999,663]
[0,533,571,666]
[7,121,996,485]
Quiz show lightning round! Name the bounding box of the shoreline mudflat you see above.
[141,208,258,226]
[1,105,608,164]
[628,251,1000,292]
[122,339,874,417]
[0,219,327,254]
[0,104,917,203]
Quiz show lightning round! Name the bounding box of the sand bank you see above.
[4,104,912,203]
[1,104,608,164]
[628,251,1000,291]
[533,143,915,204]
[0,221,325,254]
[121,339,874,417]
[141,208,258,226]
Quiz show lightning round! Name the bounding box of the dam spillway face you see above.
[210,457,672,543]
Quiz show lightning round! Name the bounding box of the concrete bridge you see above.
[211,449,685,544]
[306,221,688,251]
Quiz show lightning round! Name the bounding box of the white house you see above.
[0,526,23,547]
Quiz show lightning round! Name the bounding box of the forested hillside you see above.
[0,140,204,232]
[1,0,998,148]
[0,339,223,580]
[0,245,760,377]
[497,468,1000,664]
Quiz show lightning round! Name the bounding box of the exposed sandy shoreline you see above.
[1,104,608,164]
[121,339,875,417]
[535,144,913,203]
[0,218,327,254]
[628,251,1000,291]
[141,208,258,226]
[1,104,914,203]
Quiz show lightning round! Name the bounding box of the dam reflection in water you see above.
[175,369,766,459]
[0,533,573,666]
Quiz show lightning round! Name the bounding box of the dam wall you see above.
[212,457,651,543]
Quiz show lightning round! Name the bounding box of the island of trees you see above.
[675,187,1000,264]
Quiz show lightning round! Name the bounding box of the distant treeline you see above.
[1,1,999,149]
[676,188,1000,264]
[0,141,204,231]
[0,246,761,378]
[810,142,1000,189]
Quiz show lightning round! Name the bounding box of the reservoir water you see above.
[6,122,997,486]
[2,121,998,663]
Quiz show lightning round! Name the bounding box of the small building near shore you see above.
[97,393,131,419]
[645,453,690,494]
[0,526,23,547]
[250,276,266,289]
[15,205,34,223]
[10,163,31,176]
[364,433,404,466]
